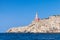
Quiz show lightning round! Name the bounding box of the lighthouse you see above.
[35,12,40,22]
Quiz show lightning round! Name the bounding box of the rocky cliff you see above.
[7,15,60,33]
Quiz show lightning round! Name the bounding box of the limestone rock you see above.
[7,15,60,33]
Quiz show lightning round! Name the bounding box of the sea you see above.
[0,33,60,40]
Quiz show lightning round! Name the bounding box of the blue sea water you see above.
[0,33,60,40]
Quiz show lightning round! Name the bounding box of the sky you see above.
[0,0,60,32]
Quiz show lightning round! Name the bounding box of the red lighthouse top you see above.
[35,12,40,22]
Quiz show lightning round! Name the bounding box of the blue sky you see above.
[0,0,60,32]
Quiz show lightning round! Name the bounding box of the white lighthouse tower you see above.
[35,12,40,22]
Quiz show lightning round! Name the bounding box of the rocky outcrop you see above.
[7,15,60,33]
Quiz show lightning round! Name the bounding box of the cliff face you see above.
[7,15,60,33]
